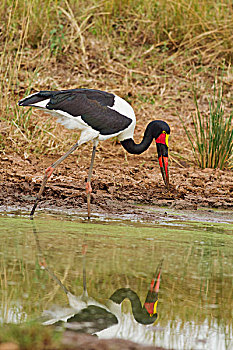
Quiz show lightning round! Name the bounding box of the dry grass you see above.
[0,0,233,167]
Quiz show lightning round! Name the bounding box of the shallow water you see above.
[0,209,232,350]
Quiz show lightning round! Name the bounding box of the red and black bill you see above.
[155,133,169,188]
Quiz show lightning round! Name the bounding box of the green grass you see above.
[0,323,61,350]
[179,81,233,169]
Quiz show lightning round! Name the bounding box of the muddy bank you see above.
[0,151,232,218]
[0,333,170,350]
[62,332,171,350]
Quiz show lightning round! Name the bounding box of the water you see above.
[0,209,232,350]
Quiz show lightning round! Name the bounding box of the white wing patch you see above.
[108,95,136,141]
[109,95,136,122]
[44,109,87,130]
[109,95,136,141]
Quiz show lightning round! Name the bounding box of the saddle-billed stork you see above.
[39,246,162,337]
[33,224,162,340]
[18,88,170,219]
[41,261,162,330]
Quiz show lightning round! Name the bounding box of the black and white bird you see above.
[18,88,170,219]
[36,235,163,342]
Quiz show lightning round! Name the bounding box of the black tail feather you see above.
[18,91,56,107]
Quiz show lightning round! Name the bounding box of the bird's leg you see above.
[32,223,69,294]
[86,144,97,220]
[30,140,80,219]
[82,242,88,295]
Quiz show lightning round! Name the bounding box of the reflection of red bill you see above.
[153,271,161,293]
[150,270,161,293]
[158,156,169,188]
[144,270,161,316]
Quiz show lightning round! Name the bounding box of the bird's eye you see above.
[162,131,166,134]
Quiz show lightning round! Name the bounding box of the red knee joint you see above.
[39,258,47,268]
[45,166,54,178]
[86,182,92,194]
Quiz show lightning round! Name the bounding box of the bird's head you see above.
[143,268,161,321]
[152,121,170,189]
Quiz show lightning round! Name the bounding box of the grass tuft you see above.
[179,81,233,169]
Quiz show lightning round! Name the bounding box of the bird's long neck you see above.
[120,121,157,155]
[109,288,156,324]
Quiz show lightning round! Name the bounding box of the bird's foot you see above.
[45,166,54,178]
[86,181,92,194]
[39,258,47,268]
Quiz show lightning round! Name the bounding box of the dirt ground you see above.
[1,52,233,218]
[1,137,232,217]
[1,72,233,217]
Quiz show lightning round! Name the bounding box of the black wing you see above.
[19,89,132,135]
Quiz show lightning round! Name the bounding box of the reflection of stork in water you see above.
[33,227,162,342]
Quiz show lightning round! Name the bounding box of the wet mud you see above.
[0,150,232,219]
[62,332,172,350]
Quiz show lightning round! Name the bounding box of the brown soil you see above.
[1,48,233,217]
[62,332,171,350]
[1,141,232,217]
[1,70,233,216]
[0,335,169,350]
